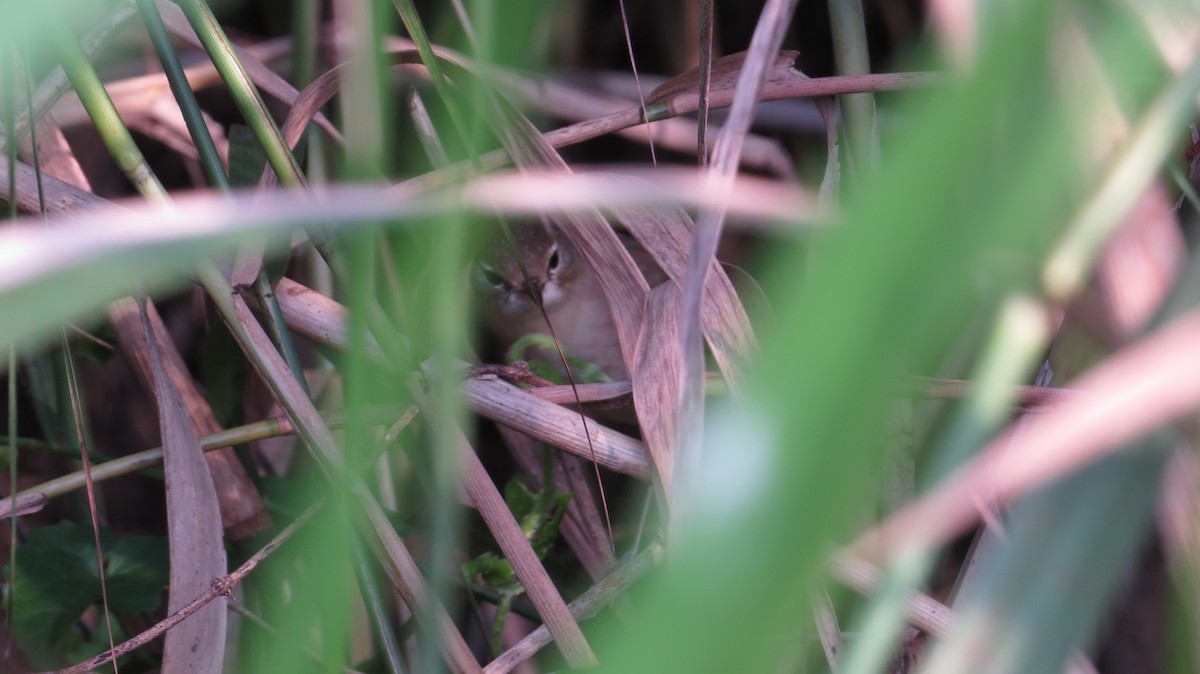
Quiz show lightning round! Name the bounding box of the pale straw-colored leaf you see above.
[676,0,798,537]
[632,282,682,508]
[139,301,227,674]
[463,377,650,479]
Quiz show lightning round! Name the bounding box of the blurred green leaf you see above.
[3,522,166,666]
[4,522,109,642]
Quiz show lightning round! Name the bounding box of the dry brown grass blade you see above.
[138,300,227,674]
[610,177,757,384]
[23,115,268,534]
[674,1,797,537]
[527,380,632,405]
[464,168,816,225]
[853,303,1200,559]
[259,59,352,191]
[0,154,106,218]
[110,299,270,539]
[273,277,386,361]
[24,117,268,539]
[632,282,682,509]
[464,377,651,479]
[419,404,596,667]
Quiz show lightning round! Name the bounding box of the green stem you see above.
[827,0,879,175]
[51,23,167,200]
[174,0,305,187]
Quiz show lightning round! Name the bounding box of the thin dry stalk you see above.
[54,503,322,674]
[413,389,596,667]
[483,543,664,674]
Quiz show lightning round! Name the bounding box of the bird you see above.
[473,220,666,382]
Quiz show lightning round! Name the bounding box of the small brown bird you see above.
[474,221,665,381]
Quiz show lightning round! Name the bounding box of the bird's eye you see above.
[477,264,509,291]
[547,245,560,273]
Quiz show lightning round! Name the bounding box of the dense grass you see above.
[1,1,1199,673]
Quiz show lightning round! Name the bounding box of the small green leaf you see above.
[506,333,612,384]
[104,535,169,615]
[4,522,112,642]
[3,522,168,667]
[464,551,518,590]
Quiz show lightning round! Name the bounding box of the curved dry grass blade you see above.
[632,282,682,516]
[854,303,1200,559]
[675,0,798,535]
[111,299,270,538]
[608,175,756,384]
[138,300,227,674]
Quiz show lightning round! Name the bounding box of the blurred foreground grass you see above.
[2,1,1200,673]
